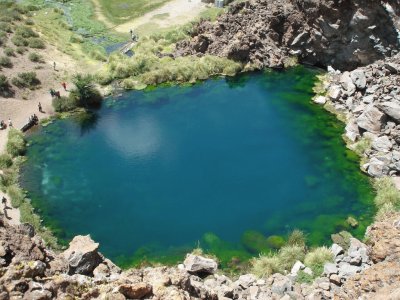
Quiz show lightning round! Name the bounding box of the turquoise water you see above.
[21,67,374,267]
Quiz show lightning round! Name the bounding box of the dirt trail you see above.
[93,0,207,35]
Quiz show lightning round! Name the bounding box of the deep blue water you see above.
[21,68,374,266]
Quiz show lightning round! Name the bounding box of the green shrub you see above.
[11,35,28,47]
[28,52,43,63]
[0,74,11,95]
[353,136,372,156]
[296,270,314,284]
[375,202,396,221]
[304,246,333,275]
[28,38,45,49]
[374,177,400,208]
[287,229,306,248]
[52,95,79,112]
[16,46,27,54]
[0,22,12,33]
[15,25,38,38]
[251,255,282,278]
[0,153,12,169]
[7,184,25,208]
[25,19,34,25]
[71,74,103,108]
[0,56,12,68]
[0,168,17,190]
[4,47,15,56]
[6,128,26,157]
[12,72,40,89]
[278,245,305,271]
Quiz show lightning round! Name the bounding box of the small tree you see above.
[71,74,102,108]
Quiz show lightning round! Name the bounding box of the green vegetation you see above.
[16,46,27,54]
[28,37,45,49]
[7,184,25,207]
[11,72,40,89]
[353,136,372,156]
[97,0,171,24]
[0,153,12,169]
[6,129,26,157]
[52,74,102,112]
[11,35,29,47]
[100,27,242,88]
[250,229,333,279]
[0,74,11,96]
[4,47,15,56]
[0,56,12,68]
[373,177,400,220]
[28,52,44,63]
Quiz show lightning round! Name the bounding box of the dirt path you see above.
[93,0,207,35]
[0,191,20,225]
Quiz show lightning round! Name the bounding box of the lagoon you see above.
[21,67,374,267]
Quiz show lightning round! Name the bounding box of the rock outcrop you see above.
[1,213,400,299]
[176,0,400,71]
[320,53,400,178]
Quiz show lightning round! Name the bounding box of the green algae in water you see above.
[21,66,375,268]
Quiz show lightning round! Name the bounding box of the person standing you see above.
[38,102,43,113]
[8,118,12,128]
[61,82,67,91]
[53,61,56,70]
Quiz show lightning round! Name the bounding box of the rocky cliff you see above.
[176,0,400,70]
[1,213,400,299]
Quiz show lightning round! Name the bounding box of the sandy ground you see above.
[0,42,83,226]
[94,0,207,35]
[0,190,20,225]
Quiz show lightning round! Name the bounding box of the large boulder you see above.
[356,106,386,133]
[62,235,103,276]
[378,101,400,123]
[350,70,367,90]
[372,136,392,152]
[183,254,218,275]
[340,72,356,96]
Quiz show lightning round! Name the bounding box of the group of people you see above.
[49,82,67,99]
[0,119,12,130]
[28,114,39,125]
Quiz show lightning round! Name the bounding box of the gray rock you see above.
[303,267,313,276]
[363,95,375,104]
[271,274,293,296]
[367,157,389,177]
[236,274,256,289]
[348,238,369,264]
[338,262,360,277]
[345,120,360,142]
[183,254,218,275]
[356,106,385,133]
[329,274,341,286]
[378,101,400,123]
[323,263,338,275]
[331,244,344,257]
[63,235,103,276]
[350,70,367,90]
[328,85,342,100]
[291,261,305,276]
[372,136,392,152]
[384,63,399,74]
[340,72,356,96]
[314,95,327,105]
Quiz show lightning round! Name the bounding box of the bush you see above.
[4,47,15,56]
[0,56,12,68]
[25,19,34,25]
[52,95,79,112]
[11,35,28,47]
[287,229,306,248]
[28,52,43,63]
[251,255,282,278]
[304,246,333,274]
[0,169,17,190]
[28,38,45,49]
[353,136,371,156]
[278,245,305,271]
[12,72,40,89]
[0,153,12,169]
[6,128,26,157]
[7,184,25,207]
[15,25,38,38]
[71,74,103,108]
[0,74,11,94]
[0,22,12,33]
[16,46,26,54]
[374,177,400,208]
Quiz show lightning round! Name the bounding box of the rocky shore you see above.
[317,53,400,179]
[1,212,400,300]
